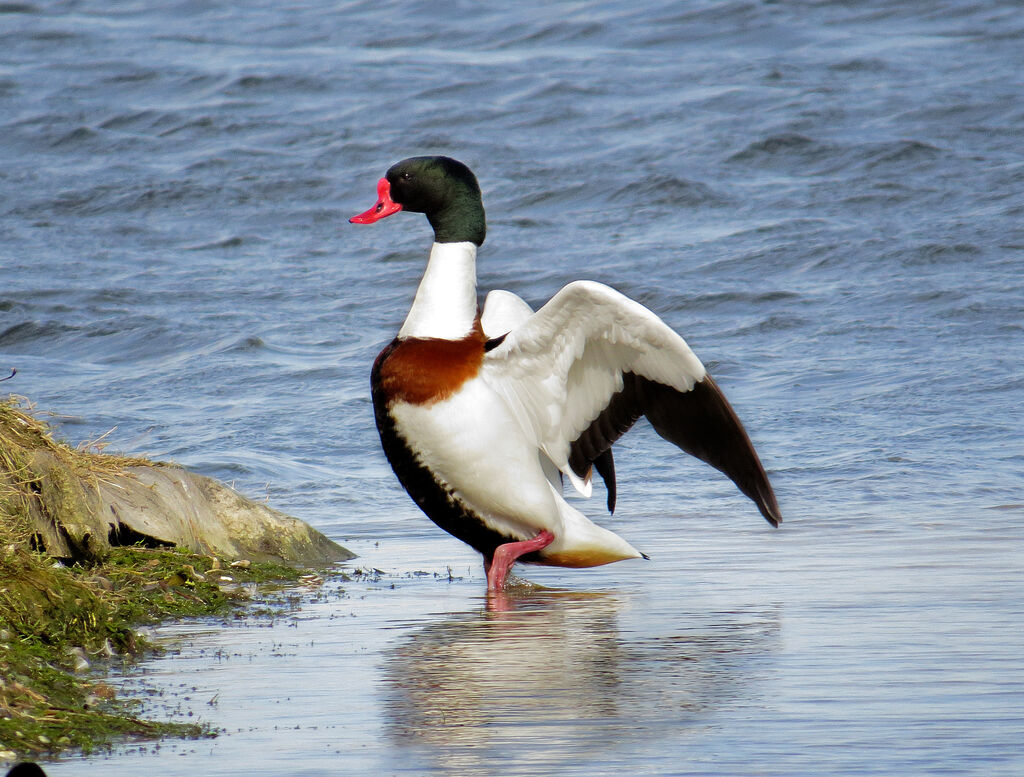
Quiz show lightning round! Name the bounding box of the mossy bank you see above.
[0,397,354,760]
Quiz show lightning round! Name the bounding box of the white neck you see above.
[398,242,479,340]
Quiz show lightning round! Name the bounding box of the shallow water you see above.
[1,0,1022,774]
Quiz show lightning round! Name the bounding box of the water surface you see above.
[1,0,1022,774]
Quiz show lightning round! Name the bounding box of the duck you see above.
[350,156,781,592]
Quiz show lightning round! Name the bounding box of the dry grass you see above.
[1,395,152,480]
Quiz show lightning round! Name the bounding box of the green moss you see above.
[0,538,310,757]
[0,643,207,755]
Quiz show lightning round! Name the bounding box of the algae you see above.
[0,538,310,758]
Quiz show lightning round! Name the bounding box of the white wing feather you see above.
[481,289,534,337]
[480,280,707,494]
[481,289,566,491]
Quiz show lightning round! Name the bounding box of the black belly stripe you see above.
[371,340,522,562]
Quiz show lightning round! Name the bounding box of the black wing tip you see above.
[640,551,651,560]
[761,487,782,528]
[758,491,783,527]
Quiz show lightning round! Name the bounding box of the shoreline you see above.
[0,397,352,761]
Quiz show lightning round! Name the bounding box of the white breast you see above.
[390,377,560,541]
[390,376,643,566]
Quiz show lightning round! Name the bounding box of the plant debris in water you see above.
[0,397,309,759]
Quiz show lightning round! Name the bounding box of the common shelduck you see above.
[351,156,782,592]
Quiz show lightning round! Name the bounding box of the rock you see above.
[2,399,354,567]
[26,450,354,565]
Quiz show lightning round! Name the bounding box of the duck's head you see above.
[350,156,486,246]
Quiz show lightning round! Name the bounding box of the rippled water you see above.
[2,0,1022,775]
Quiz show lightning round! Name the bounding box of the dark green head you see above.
[350,155,486,246]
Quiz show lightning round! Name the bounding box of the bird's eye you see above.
[401,172,413,181]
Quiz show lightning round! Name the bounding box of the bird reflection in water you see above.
[382,590,779,776]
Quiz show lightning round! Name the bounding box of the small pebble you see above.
[180,564,205,582]
[68,647,89,673]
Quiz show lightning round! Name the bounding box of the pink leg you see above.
[485,530,555,591]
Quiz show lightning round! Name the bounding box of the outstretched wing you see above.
[481,288,619,510]
[480,280,781,526]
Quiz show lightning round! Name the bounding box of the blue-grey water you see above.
[2,1,1022,775]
